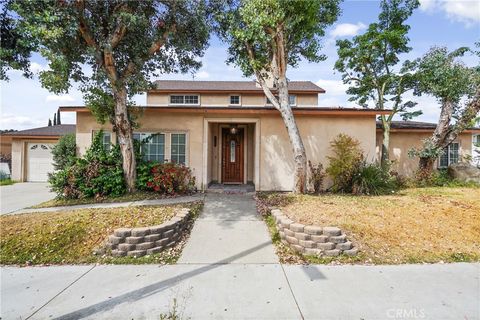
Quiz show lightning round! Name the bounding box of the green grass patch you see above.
[0,202,202,265]
[0,179,16,186]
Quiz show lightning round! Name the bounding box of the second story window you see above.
[230,95,241,105]
[266,94,296,106]
[170,95,199,105]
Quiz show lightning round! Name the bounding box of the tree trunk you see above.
[113,88,137,192]
[277,76,307,193]
[416,99,455,177]
[418,156,436,179]
[380,117,390,167]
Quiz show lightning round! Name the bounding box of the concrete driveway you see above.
[0,182,55,214]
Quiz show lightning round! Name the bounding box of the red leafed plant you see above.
[142,162,196,195]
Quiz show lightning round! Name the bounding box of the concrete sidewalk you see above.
[178,193,278,264]
[1,263,478,319]
[7,194,204,215]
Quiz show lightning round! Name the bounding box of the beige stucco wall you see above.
[76,110,377,191]
[146,92,318,107]
[375,131,473,176]
[259,115,376,191]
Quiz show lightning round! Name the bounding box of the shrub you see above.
[51,133,76,171]
[326,134,363,193]
[49,131,126,199]
[352,161,398,195]
[308,161,325,194]
[140,162,196,195]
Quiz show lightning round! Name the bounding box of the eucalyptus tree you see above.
[335,0,419,166]
[216,0,341,193]
[0,0,35,80]
[12,0,210,192]
[406,46,480,176]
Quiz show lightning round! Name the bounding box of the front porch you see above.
[203,118,260,191]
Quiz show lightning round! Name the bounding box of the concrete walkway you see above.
[0,182,55,214]
[7,194,204,215]
[178,193,278,264]
[2,263,478,319]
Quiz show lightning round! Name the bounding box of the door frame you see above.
[202,118,260,190]
[219,125,247,184]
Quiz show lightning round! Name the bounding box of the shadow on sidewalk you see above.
[49,241,301,320]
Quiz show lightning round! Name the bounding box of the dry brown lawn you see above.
[281,187,480,264]
[0,203,202,265]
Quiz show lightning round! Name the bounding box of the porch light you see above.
[230,124,238,135]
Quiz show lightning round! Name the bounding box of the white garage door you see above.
[27,143,55,182]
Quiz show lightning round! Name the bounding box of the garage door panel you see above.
[27,143,55,182]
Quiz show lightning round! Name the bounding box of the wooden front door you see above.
[222,127,244,183]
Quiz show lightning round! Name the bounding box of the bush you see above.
[139,162,196,195]
[308,161,325,194]
[352,161,398,195]
[51,133,76,171]
[412,168,479,188]
[49,131,126,199]
[326,134,363,193]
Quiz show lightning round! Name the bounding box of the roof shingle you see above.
[153,80,325,93]
[5,124,76,137]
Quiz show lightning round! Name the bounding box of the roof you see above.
[4,124,76,138]
[376,121,480,132]
[152,80,325,93]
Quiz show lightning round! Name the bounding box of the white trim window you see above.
[439,142,459,168]
[169,94,199,105]
[229,95,241,106]
[93,131,111,151]
[171,133,187,164]
[266,94,297,106]
[134,133,165,162]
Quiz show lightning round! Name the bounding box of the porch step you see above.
[206,183,255,194]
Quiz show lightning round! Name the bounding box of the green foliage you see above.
[0,0,35,80]
[216,0,341,76]
[412,169,480,188]
[405,46,479,104]
[139,162,196,196]
[308,160,325,194]
[51,133,76,171]
[49,131,126,199]
[326,134,364,193]
[408,138,443,159]
[352,161,399,195]
[335,0,419,117]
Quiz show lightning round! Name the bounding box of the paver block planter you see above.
[270,208,358,257]
[105,207,192,257]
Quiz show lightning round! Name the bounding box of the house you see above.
[61,80,387,191]
[59,80,479,191]
[6,125,76,182]
[376,121,480,176]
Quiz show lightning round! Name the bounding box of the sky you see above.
[1,0,479,130]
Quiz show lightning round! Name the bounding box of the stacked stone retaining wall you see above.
[105,208,191,257]
[271,208,358,257]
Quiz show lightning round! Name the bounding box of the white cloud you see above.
[330,22,366,38]
[29,62,48,74]
[0,114,45,130]
[420,0,480,26]
[45,94,75,103]
[316,79,349,96]
[195,71,210,79]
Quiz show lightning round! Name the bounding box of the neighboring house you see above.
[376,121,480,176]
[61,80,387,191]
[6,125,76,182]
